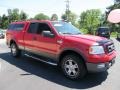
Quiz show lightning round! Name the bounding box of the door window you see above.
[37,23,52,34]
[28,23,38,33]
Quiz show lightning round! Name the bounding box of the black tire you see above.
[61,54,87,80]
[10,43,21,58]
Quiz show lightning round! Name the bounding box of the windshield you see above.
[52,22,82,35]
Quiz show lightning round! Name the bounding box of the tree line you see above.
[0,1,119,34]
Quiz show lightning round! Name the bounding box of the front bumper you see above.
[86,58,115,72]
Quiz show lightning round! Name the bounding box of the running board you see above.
[24,54,57,66]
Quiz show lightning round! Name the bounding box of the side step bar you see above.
[24,54,57,66]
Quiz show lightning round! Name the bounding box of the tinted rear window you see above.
[8,24,15,30]
[14,24,24,30]
[8,24,24,31]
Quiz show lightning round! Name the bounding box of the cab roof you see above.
[10,20,64,24]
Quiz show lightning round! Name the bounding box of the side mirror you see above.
[42,31,55,38]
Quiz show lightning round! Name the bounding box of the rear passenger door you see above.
[24,23,38,52]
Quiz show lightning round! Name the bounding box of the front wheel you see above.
[61,54,87,80]
[10,43,21,57]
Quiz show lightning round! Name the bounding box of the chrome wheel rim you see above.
[64,59,79,77]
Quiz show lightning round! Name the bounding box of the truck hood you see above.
[64,34,107,42]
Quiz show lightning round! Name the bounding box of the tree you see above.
[7,8,20,22]
[79,9,102,34]
[0,8,28,29]
[1,14,9,29]
[7,9,12,23]
[51,14,58,21]
[0,16,2,28]
[20,11,28,20]
[61,14,67,21]
[61,11,77,26]
[114,0,120,3]
[34,13,49,20]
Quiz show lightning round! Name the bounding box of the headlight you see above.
[89,45,105,54]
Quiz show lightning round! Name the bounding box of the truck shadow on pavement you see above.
[0,52,108,89]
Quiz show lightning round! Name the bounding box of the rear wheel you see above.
[61,54,87,80]
[10,43,21,57]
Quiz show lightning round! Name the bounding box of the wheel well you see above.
[58,50,86,67]
[10,40,16,46]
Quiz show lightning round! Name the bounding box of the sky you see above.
[0,0,114,18]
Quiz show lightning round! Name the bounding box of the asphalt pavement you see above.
[0,38,120,90]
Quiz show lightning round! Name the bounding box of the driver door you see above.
[33,22,59,58]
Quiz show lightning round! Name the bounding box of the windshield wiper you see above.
[75,33,81,35]
[62,33,73,35]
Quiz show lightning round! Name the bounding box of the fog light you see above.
[97,63,105,68]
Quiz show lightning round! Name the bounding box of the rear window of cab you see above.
[8,23,25,31]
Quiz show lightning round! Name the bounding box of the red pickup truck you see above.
[6,20,116,79]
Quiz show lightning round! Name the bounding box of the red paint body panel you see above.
[6,20,116,64]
